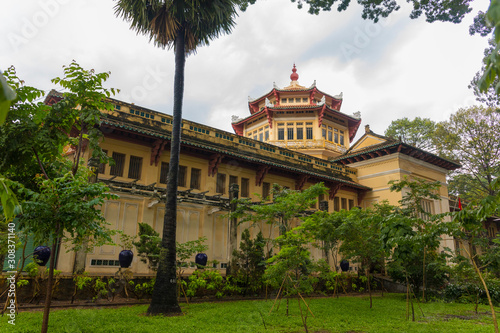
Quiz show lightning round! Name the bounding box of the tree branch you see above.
[32,148,50,180]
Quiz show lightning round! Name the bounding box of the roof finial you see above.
[290,64,299,81]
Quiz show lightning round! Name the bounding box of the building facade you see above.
[7,67,460,275]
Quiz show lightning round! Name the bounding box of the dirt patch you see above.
[440,312,490,321]
[10,296,150,312]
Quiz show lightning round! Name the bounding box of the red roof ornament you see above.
[290,64,299,81]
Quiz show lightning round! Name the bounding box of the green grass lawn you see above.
[1,294,498,333]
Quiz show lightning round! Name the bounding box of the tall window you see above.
[334,197,340,212]
[110,152,125,177]
[216,173,226,194]
[339,130,345,145]
[341,198,347,210]
[241,178,249,197]
[128,156,143,179]
[229,175,238,186]
[278,128,284,140]
[265,130,269,141]
[328,126,333,142]
[322,124,326,139]
[98,149,108,174]
[287,127,294,140]
[262,182,270,199]
[488,226,496,238]
[306,125,313,140]
[190,168,201,190]
[297,127,303,140]
[178,166,187,187]
[334,128,339,143]
[348,199,354,210]
[419,199,434,220]
[159,162,169,184]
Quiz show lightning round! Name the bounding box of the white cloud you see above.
[0,0,492,139]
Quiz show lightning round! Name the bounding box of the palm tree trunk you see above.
[147,25,186,315]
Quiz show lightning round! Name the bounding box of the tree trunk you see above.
[227,184,239,276]
[41,226,60,333]
[471,251,498,333]
[147,26,186,316]
[366,269,372,309]
[72,164,98,273]
[422,246,426,301]
[323,244,329,265]
[460,239,498,333]
[72,242,88,274]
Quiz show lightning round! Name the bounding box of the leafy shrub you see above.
[130,278,155,299]
[186,269,227,298]
[231,229,266,296]
[444,279,500,306]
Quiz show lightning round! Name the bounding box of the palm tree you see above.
[115,0,239,315]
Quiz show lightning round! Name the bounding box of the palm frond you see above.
[115,0,238,52]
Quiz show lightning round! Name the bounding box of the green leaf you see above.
[0,72,16,125]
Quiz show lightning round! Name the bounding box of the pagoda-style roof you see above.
[247,86,343,113]
[332,128,461,171]
[247,66,344,114]
[232,102,361,143]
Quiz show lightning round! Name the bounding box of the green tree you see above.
[387,176,449,302]
[435,106,500,202]
[232,229,266,296]
[384,117,437,152]
[468,38,500,108]
[133,223,162,270]
[337,205,390,308]
[114,0,239,315]
[233,183,327,239]
[389,176,441,219]
[477,1,500,95]
[300,209,343,267]
[0,70,19,279]
[451,179,500,333]
[0,70,16,123]
[239,0,471,22]
[264,229,316,326]
[0,63,117,333]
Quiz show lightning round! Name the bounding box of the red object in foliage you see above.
[458,197,463,210]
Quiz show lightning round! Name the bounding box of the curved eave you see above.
[101,118,370,192]
[44,89,63,106]
[248,89,277,114]
[332,142,461,171]
[347,118,361,143]
[248,86,343,114]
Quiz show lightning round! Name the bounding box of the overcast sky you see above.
[1,0,491,142]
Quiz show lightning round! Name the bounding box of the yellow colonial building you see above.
[43,66,460,276]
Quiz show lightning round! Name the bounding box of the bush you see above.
[443,279,500,306]
[186,269,225,298]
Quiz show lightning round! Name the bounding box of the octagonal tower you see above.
[231,65,361,160]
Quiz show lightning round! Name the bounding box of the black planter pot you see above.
[33,246,51,266]
[340,259,349,272]
[195,253,207,267]
[119,250,133,268]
